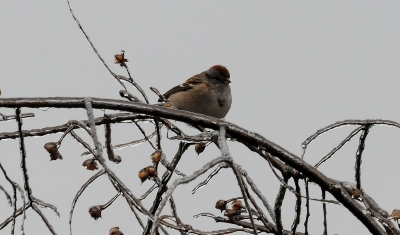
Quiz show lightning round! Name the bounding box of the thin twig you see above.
[69,169,106,235]
[0,204,31,230]
[355,125,371,190]
[32,204,57,235]
[302,119,400,148]
[168,197,185,235]
[291,177,301,235]
[66,0,128,91]
[192,163,229,194]
[150,156,233,234]
[314,126,364,168]
[0,112,34,121]
[0,163,20,233]
[133,120,157,150]
[194,213,305,235]
[275,176,289,235]
[33,197,60,217]
[265,153,338,204]
[0,113,148,141]
[322,189,327,235]
[240,172,274,231]
[81,129,157,157]
[139,183,158,201]
[240,166,276,223]
[123,64,149,103]
[16,108,32,203]
[304,179,310,235]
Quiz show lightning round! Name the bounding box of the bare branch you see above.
[0,97,390,234]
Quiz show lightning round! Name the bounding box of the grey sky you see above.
[1,1,400,234]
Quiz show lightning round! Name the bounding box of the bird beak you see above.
[224,78,231,84]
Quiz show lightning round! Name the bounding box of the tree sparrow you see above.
[161,65,232,118]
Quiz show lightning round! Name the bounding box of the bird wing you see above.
[162,73,203,100]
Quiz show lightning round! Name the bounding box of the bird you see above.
[160,65,232,118]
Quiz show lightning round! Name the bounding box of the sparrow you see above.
[160,65,232,118]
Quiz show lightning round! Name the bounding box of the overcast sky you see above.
[1,1,400,234]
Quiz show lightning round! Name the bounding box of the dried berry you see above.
[224,209,241,219]
[215,200,227,212]
[82,158,98,171]
[44,142,63,160]
[151,150,162,164]
[391,209,400,221]
[89,205,102,220]
[138,168,149,183]
[113,155,122,164]
[109,226,124,235]
[232,200,245,211]
[146,166,157,177]
[138,166,157,183]
[195,143,206,155]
